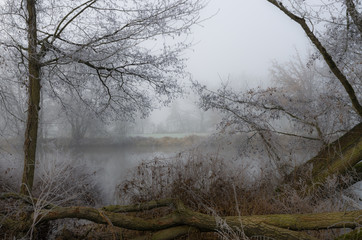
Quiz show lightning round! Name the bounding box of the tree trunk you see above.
[286,122,362,192]
[345,0,362,33]
[20,0,41,195]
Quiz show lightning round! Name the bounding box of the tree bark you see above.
[345,0,362,33]
[286,122,362,191]
[20,0,41,195]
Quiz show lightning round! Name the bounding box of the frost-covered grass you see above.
[1,135,360,239]
[116,149,360,239]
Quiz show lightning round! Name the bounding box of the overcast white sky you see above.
[186,0,311,87]
[150,0,312,123]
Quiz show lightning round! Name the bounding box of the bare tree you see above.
[0,0,206,194]
[193,0,361,184]
[266,0,362,118]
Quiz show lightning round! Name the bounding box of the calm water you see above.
[0,139,206,204]
[1,136,336,205]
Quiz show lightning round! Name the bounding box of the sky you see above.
[150,0,312,123]
[0,0,312,126]
[187,0,310,86]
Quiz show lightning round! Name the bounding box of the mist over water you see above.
[0,142,172,204]
[1,134,272,205]
[78,146,177,204]
[45,139,244,205]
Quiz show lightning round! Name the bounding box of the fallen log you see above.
[1,196,361,240]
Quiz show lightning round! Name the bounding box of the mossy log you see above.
[1,197,362,240]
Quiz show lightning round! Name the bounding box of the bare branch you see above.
[51,0,97,43]
[267,0,362,118]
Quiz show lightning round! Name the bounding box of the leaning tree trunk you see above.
[20,0,41,195]
[285,122,362,192]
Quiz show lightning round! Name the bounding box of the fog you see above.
[1,0,360,212]
[187,0,309,83]
[0,0,314,204]
[1,1,362,239]
[149,0,310,124]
